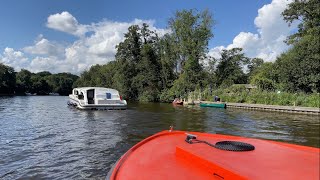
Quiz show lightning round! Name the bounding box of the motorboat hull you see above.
[109,130,319,180]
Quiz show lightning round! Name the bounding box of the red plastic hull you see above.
[109,131,320,180]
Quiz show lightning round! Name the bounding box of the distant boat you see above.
[68,87,127,110]
[200,102,226,108]
[172,98,183,106]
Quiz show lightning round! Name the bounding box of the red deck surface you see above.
[110,131,320,180]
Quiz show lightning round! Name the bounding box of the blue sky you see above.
[0,0,295,74]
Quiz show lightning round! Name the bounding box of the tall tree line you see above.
[0,63,16,94]
[0,65,78,95]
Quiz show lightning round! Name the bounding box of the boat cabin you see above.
[69,87,127,110]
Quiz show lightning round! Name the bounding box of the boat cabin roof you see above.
[73,87,119,93]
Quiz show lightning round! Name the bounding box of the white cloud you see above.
[1,12,169,74]
[254,0,291,41]
[23,35,65,57]
[0,48,29,71]
[86,21,130,57]
[47,11,88,37]
[208,46,225,59]
[210,0,296,62]
[0,47,59,73]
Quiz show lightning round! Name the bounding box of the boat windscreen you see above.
[78,93,84,100]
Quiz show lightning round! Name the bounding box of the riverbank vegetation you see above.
[0,65,78,95]
[190,84,319,108]
[1,0,319,107]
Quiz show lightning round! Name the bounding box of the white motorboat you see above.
[68,87,127,110]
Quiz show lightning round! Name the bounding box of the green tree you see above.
[275,0,320,93]
[114,25,142,99]
[47,73,79,95]
[247,58,264,78]
[116,25,142,64]
[135,43,161,101]
[282,0,320,45]
[16,69,32,94]
[99,62,118,88]
[158,34,177,90]
[135,24,162,101]
[113,23,163,101]
[37,71,52,77]
[275,37,320,93]
[0,63,16,94]
[168,9,214,95]
[250,62,277,91]
[215,48,249,88]
[30,75,51,95]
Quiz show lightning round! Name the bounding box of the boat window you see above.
[106,93,111,99]
[78,92,84,100]
[74,90,78,95]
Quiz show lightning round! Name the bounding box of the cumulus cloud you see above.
[1,46,77,73]
[23,35,65,57]
[0,47,57,73]
[0,48,29,71]
[208,46,225,59]
[1,12,169,74]
[47,11,88,37]
[210,0,296,62]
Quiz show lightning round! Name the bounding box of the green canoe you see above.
[199,102,226,108]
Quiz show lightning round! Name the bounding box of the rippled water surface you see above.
[0,96,319,179]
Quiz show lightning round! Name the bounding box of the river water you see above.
[0,96,319,179]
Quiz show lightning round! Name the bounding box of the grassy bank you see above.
[190,85,320,108]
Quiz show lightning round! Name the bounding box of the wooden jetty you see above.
[226,103,320,115]
[195,101,319,115]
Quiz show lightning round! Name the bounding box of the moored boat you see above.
[109,130,319,180]
[68,87,127,110]
[200,102,226,108]
[172,98,183,106]
[172,101,183,105]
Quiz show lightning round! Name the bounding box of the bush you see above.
[225,84,247,93]
[188,85,319,107]
[159,89,175,103]
[253,77,275,91]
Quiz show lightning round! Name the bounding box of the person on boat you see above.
[214,95,221,102]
